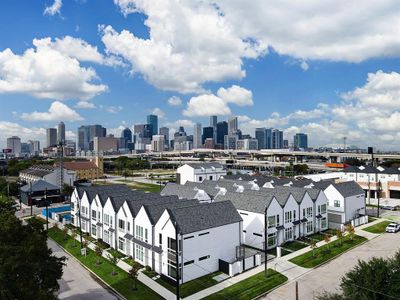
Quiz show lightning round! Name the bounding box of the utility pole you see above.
[30,181,33,216]
[295,281,299,300]
[175,221,180,300]
[45,188,49,232]
[264,207,268,278]
[377,180,381,218]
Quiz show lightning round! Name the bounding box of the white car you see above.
[385,223,400,233]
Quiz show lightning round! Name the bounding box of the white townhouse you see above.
[324,181,367,228]
[177,163,226,185]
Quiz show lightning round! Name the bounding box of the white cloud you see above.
[75,101,96,109]
[20,101,83,122]
[110,1,400,93]
[167,96,182,106]
[151,107,165,118]
[183,94,231,117]
[0,122,46,148]
[217,85,253,106]
[44,0,62,16]
[102,105,123,114]
[0,37,108,100]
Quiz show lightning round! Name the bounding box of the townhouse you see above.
[70,185,245,283]
[177,163,226,184]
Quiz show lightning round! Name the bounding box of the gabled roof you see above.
[161,182,202,199]
[168,201,242,234]
[20,165,56,177]
[344,165,400,175]
[331,181,364,198]
[215,191,274,214]
[20,179,60,192]
[76,184,132,205]
[142,199,199,224]
[183,162,224,170]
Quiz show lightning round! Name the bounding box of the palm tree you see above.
[107,253,119,276]
[129,261,141,291]
[94,245,103,266]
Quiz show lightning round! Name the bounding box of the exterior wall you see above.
[344,194,365,223]
[177,164,226,185]
[79,192,91,233]
[177,165,195,185]
[90,196,103,240]
[299,193,313,237]
[282,196,298,243]
[238,210,264,249]
[102,199,117,249]
[134,207,154,267]
[314,192,329,232]
[116,202,134,257]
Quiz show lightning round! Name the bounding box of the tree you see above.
[129,261,142,291]
[310,240,318,257]
[107,253,119,276]
[317,251,400,299]
[62,227,69,240]
[346,224,355,241]
[0,199,65,299]
[94,245,103,266]
[71,231,77,247]
[336,229,343,246]
[324,234,331,252]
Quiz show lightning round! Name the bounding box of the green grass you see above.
[363,221,392,234]
[150,271,223,298]
[368,216,378,223]
[48,227,162,300]
[289,235,367,268]
[281,240,308,252]
[203,270,288,300]
[107,248,126,259]
[267,247,291,257]
[130,182,162,193]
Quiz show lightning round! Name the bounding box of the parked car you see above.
[385,223,400,233]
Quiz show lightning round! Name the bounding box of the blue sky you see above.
[1,0,400,150]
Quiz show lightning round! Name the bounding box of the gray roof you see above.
[332,181,365,198]
[143,199,199,224]
[184,162,224,169]
[20,165,56,177]
[215,191,273,214]
[344,165,400,175]
[161,183,201,199]
[76,185,132,205]
[21,179,60,192]
[168,200,242,234]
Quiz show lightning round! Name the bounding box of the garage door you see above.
[328,213,342,224]
[390,190,400,199]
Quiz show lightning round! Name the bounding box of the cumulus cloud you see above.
[20,101,83,122]
[44,0,62,16]
[0,37,108,100]
[167,96,182,106]
[151,107,165,118]
[75,101,96,109]
[217,85,253,106]
[110,1,400,93]
[0,122,46,148]
[101,105,123,114]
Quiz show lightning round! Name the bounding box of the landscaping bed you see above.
[363,221,392,234]
[203,269,288,300]
[48,227,162,300]
[289,235,367,268]
[108,248,126,259]
[281,240,308,252]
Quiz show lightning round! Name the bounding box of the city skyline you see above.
[1,1,400,150]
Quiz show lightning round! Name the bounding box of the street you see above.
[48,239,117,300]
[263,232,400,300]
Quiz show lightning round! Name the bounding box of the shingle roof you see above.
[332,181,365,198]
[161,182,200,199]
[344,165,400,175]
[214,191,274,213]
[184,162,224,169]
[168,200,242,234]
[20,165,56,177]
[142,199,199,224]
[76,185,132,205]
[20,179,60,192]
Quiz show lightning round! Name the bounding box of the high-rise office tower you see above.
[57,121,65,144]
[265,128,273,149]
[147,114,158,136]
[193,123,202,149]
[216,121,228,145]
[255,128,267,150]
[121,128,132,149]
[202,126,214,145]
[28,140,40,155]
[294,133,308,149]
[159,127,169,150]
[77,125,106,151]
[271,129,283,149]
[228,116,238,134]
[7,136,21,155]
[46,128,57,147]
[210,116,217,143]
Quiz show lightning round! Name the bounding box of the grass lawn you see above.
[368,216,378,223]
[130,182,162,193]
[48,227,162,300]
[267,247,291,257]
[289,235,367,268]
[108,248,126,259]
[281,240,308,252]
[363,221,392,234]
[152,271,223,298]
[203,270,288,300]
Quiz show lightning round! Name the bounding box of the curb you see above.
[253,276,289,300]
[49,237,127,300]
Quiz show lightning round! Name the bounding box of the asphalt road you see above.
[263,232,400,300]
[48,239,117,300]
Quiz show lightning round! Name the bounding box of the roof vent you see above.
[359,166,365,170]
[377,166,384,171]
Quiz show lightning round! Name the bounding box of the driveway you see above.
[262,232,400,300]
[48,239,117,300]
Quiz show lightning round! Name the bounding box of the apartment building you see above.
[70,185,245,283]
[176,163,226,185]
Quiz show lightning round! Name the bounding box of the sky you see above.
[1,0,400,150]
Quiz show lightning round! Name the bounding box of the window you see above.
[321,217,327,229]
[199,255,210,261]
[209,176,213,180]
[184,260,194,266]
[92,209,96,221]
[306,221,313,233]
[240,212,248,216]
[320,204,327,214]
[284,227,293,241]
[103,230,109,244]
[277,214,280,226]
[199,176,203,182]
[104,214,109,226]
[118,237,125,252]
[243,230,247,233]
[119,219,125,231]
[334,200,340,208]
[168,237,177,252]
[268,215,276,228]
[184,236,194,240]
[91,224,97,236]
[293,210,296,220]
[159,233,162,245]
[303,208,305,218]
[127,222,130,232]
[198,232,209,236]
[285,211,292,223]
[306,207,313,218]
[136,225,147,242]
[71,202,75,210]
[253,233,262,237]
[135,244,144,262]
[267,232,276,247]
